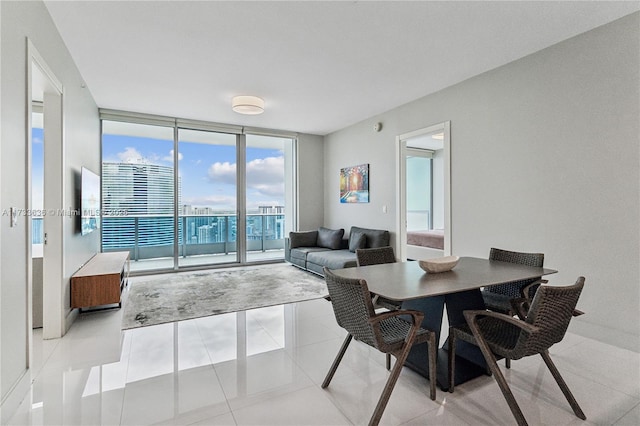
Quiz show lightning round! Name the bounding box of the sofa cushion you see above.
[290,246,331,262]
[350,226,390,249]
[348,231,367,252]
[289,230,319,248]
[316,227,345,250]
[307,250,357,270]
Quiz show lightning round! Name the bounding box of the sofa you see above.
[285,226,391,276]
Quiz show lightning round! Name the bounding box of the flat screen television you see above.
[81,167,100,235]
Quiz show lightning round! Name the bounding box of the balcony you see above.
[32,215,285,271]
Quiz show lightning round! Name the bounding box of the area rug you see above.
[121,264,328,330]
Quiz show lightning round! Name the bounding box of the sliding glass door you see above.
[101,115,296,272]
[178,129,238,267]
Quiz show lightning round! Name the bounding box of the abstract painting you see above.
[340,163,369,203]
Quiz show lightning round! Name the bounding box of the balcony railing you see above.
[101,214,285,261]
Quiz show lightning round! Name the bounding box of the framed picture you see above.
[340,163,369,203]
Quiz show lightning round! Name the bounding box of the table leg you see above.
[401,296,445,386]
[443,289,490,389]
[401,289,489,391]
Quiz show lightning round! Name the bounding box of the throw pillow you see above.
[289,230,318,248]
[350,226,390,248]
[316,227,345,250]
[348,231,367,252]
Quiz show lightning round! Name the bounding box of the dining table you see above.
[332,256,557,391]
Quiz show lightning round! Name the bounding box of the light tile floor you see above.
[9,296,640,425]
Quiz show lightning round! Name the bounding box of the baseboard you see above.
[0,369,31,424]
[64,307,79,335]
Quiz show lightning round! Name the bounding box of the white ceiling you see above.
[44,1,640,136]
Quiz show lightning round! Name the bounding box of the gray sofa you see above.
[285,226,391,276]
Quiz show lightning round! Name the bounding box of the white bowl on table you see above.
[418,256,460,273]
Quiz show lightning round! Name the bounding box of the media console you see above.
[71,251,130,312]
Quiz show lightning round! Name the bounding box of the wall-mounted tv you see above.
[81,167,100,236]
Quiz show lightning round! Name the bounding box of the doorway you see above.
[27,40,65,342]
[396,122,451,260]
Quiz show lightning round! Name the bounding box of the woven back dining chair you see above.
[482,248,546,368]
[321,267,437,426]
[356,246,397,266]
[355,246,403,370]
[482,248,545,315]
[448,277,586,426]
[356,246,402,311]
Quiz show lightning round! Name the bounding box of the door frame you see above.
[27,38,65,343]
[395,121,451,260]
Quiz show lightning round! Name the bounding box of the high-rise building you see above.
[102,162,181,250]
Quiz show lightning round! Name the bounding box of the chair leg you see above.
[505,357,511,369]
[540,350,586,420]
[468,324,528,426]
[428,332,437,400]
[321,334,352,389]
[386,353,391,370]
[448,332,456,393]
[369,342,413,426]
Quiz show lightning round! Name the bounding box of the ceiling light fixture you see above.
[432,132,444,140]
[232,95,264,115]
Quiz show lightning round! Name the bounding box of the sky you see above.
[101,133,286,212]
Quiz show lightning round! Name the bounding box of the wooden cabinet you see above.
[71,251,130,311]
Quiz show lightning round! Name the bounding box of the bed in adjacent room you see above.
[406,229,445,260]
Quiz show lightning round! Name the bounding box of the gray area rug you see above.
[121,264,328,330]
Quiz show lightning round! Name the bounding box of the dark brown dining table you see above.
[332,256,557,390]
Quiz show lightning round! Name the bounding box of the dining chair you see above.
[356,246,402,312]
[448,277,586,426]
[356,246,403,370]
[482,248,546,367]
[321,267,437,426]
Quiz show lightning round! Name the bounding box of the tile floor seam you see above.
[191,317,236,419]
[610,399,640,426]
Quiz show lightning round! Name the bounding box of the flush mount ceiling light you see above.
[432,132,444,140]
[232,95,264,115]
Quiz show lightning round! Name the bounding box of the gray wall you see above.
[297,133,325,230]
[1,0,100,416]
[324,13,639,350]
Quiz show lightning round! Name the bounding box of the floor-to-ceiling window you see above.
[177,129,238,267]
[101,120,176,272]
[101,113,296,273]
[245,134,294,262]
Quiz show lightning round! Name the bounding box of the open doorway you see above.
[27,40,64,345]
[31,104,44,329]
[396,122,451,260]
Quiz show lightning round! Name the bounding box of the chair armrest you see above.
[370,309,425,345]
[369,309,424,327]
[463,309,539,334]
[509,297,529,320]
[519,278,547,301]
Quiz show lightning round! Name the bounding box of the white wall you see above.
[0,0,100,418]
[324,13,639,351]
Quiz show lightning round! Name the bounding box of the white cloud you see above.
[117,147,145,164]
[207,161,236,184]
[33,136,43,144]
[207,156,284,197]
[163,149,183,162]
